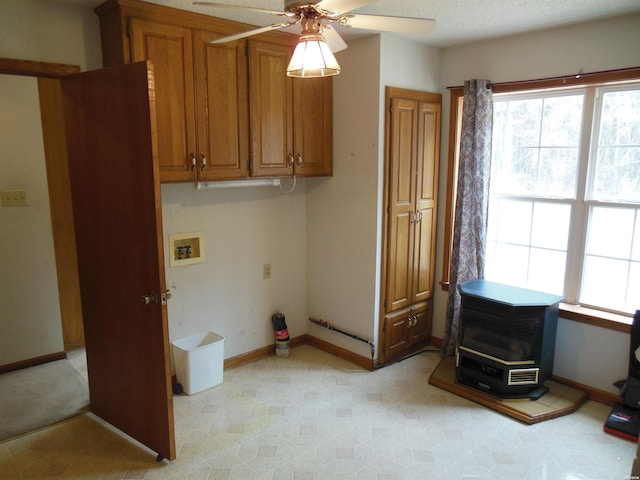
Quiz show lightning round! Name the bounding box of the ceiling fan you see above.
[193,0,436,78]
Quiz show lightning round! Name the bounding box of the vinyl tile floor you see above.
[0,345,635,480]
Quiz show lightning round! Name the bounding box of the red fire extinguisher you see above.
[271,312,290,357]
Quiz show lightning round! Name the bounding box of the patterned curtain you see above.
[442,79,493,356]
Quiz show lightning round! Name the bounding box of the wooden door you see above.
[383,308,411,358]
[386,98,418,311]
[293,76,333,176]
[60,62,176,461]
[193,31,249,180]
[408,303,432,346]
[248,39,293,177]
[130,17,196,183]
[412,101,440,303]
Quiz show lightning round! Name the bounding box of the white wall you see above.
[435,13,640,394]
[0,75,64,364]
[306,36,382,358]
[306,34,441,360]
[0,0,102,365]
[161,182,309,359]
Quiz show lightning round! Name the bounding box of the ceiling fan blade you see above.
[316,0,374,15]
[341,14,435,36]
[209,22,295,44]
[323,25,348,53]
[193,2,294,18]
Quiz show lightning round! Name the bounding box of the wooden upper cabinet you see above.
[248,39,333,178]
[96,0,332,182]
[293,77,333,176]
[129,18,196,182]
[248,39,293,178]
[193,31,249,181]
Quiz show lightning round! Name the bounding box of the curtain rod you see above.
[444,66,640,92]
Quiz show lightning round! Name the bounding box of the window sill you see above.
[441,282,633,333]
[559,303,632,334]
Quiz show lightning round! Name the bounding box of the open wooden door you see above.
[60,62,175,461]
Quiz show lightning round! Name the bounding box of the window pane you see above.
[487,199,531,245]
[486,242,529,287]
[581,256,629,311]
[582,206,639,313]
[539,147,579,197]
[508,99,542,147]
[486,199,569,295]
[492,93,582,197]
[531,203,570,250]
[634,214,640,261]
[585,206,634,258]
[529,248,566,295]
[592,88,640,202]
[629,262,640,312]
[540,95,584,147]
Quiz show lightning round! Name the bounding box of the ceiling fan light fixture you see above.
[286,33,341,78]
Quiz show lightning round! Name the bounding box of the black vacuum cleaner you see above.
[604,310,640,442]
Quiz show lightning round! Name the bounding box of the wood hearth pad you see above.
[428,355,588,424]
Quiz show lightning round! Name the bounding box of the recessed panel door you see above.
[60,61,175,461]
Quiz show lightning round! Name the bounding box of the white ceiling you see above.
[61,0,640,48]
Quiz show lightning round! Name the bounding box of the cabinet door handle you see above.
[190,152,196,171]
[200,152,207,171]
[410,212,416,224]
[288,151,294,167]
[297,152,302,166]
[418,211,423,222]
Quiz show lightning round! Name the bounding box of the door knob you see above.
[161,290,172,306]
[141,292,158,305]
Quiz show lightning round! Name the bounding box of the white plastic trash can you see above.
[172,332,224,395]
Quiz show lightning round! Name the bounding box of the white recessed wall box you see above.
[169,232,204,267]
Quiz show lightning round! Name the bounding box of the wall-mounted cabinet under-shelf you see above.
[95,0,332,184]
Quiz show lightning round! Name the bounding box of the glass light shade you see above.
[286,34,340,78]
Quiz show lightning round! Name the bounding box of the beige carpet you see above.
[0,358,90,441]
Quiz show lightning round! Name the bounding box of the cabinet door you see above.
[408,303,432,346]
[386,98,418,311]
[193,31,249,180]
[412,101,440,303]
[293,77,333,176]
[383,309,411,358]
[248,39,293,177]
[130,17,196,182]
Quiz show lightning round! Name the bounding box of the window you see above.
[441,69,640,325]
[486,84,640,315]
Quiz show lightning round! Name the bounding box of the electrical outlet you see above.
[1,189,28,207]
[263,263,272,279]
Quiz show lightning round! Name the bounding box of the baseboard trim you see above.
[0,351,67,374]
[552,374,622,406]
[304,334,374,371]
[223,335,307,370]
[221,334,373,371]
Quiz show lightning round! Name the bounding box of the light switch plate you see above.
[169,232,205,267]
[1,189,28,207]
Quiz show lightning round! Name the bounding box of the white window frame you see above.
[488,82,640,316]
